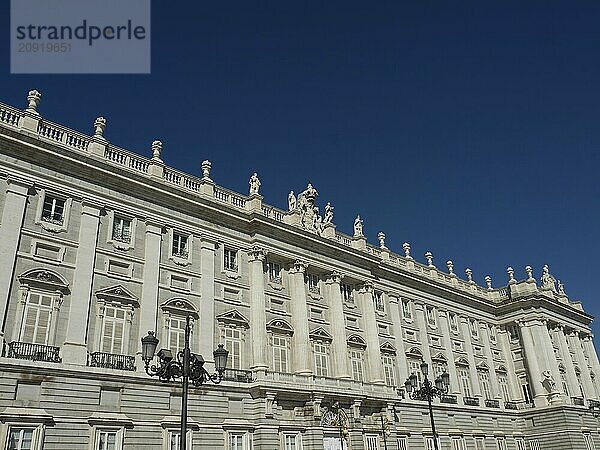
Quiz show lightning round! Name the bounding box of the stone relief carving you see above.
[287,183,334,236]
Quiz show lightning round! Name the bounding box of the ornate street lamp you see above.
[322,401,350,449]
[404,362,450,450]
[141,316,228,450]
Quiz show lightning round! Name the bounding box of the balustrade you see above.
[88,352,135,371]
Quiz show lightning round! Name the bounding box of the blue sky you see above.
[2,2,599,331]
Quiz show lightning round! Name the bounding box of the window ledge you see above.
[169,255,191,267]
[223,269,241,280]
[87,412,134,428]
[0,407,54,424]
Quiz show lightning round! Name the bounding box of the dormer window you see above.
[41,195,65,224]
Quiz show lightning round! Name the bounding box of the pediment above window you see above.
[496,365,508,373]
[160,298,199,319]
[96,285,139,307]
[309,327,332,342]
[431,352,447,362]
[347,334,367,349]
[380,341,396,355]
[18,268,69,294]
[405,347,423,358]
[455,357,470,367]
[216,310,249,328]
[476,361,489,370]
[266,319,294,336]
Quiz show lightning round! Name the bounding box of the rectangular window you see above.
[346,316,358,329]
[167,316,186,355]
[41,195,65,224]
[308,274,320,294]
[101,305,126,354]
[397,437,408,450]
[401,300,412,320]
[224,327,242,369]
[449,313,459,333]
[515,439,526,450]
[283,433,301,450]
[112,216,132,243]
[310,308,323,321]
[21,292,53,345]
[404,329,419,342]
[168,431,181,450]
[451,437,467,450]
[365,434,378,450]
[268,261,282,283]
[272,335,289,373]
[172,233,189,258]
[429,335,442,347]
[7,427,35,450]
[529,440,540,450]
[584,433,595,450]
[495,437,507,450]
[350,350,364,382]
[433,362,448,378]
[520,376,533,404]
[478,371,492,400]
[409,360,423,386]
[458,367,472,397]
[470,319,479,339]
[474,438,485,450]
[489,325,497,344]
[425,437,441,450]
[382,354,396,386]
[453,341,464,352]
[341,283,353,303]
[96,429,120,450]
[224,248,238,271]
[426,306,437,327]
[229,432,252,450]
[498,374,510,402]
[374,292,384,312]
[314,343,328,377]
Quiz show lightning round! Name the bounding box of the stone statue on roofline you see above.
[249,173,261,195]
[353,215,364,238]
[288,191,297,211]
[540,264,557,293]
[324,202,334,224]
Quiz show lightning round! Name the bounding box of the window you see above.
[478,370,492,400]
[489,325,497,344]
[382,354,396,386]
[409,359,423,386]
[374,292,384,312]
[584,432,595,450]
[6,427,37,450]
[314,343,328,377]
[529,440,540,450]
[433,361,448,378]
[449,313,459,333]
[172,233,189,259]
[470,319,479,339]
[458,367,472,397]
[451,437,467,450]
[497,374,510,402]
[515,439,526,450]
[308,274,320,294]
[397,437,408,450]
[229,431,252,450]
[520,376,533,404]
[452,341,464,352]
[425,437,441,450]
[224,327,243,369]
[168,430,181,450]
[404,329,419,341]
[341,283,353,303]
[426,306,437,327]
[346,316,359,329]
[474,437,485,450]
[41,195,65,224]
[268,261,282,283]
[495,437,507,450]
[429,335,443,347]
[112,216,132,243]
[365,434,378,450]
[95,429,121,450]
[100,305,126,354]
[272,335,289,373]
[224,248,238,271]
[167,316,187,355]
[283,433,302,450]
[20,291,53,345]
[350,349,364,382]
[401,300,412,320]
[576,368,585,398]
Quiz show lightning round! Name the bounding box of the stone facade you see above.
[0,91,598,450]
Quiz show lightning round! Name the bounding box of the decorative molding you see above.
[160,297,199,319]
[266,318,294,336]
[347,334,367,349]
[95,284,139,307]
[216,310,250,328]
[309,327,333,342]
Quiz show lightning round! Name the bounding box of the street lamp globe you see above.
[141,331,159,362]
[420,361,429,376]
[213,344,229,373]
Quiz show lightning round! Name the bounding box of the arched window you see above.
[160,298,199,355]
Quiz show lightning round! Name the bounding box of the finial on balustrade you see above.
[151,140,163,161]
[424,251,434,267]
[507,266,516,284]
[26,90,41,114]
[201,160,212,181]
[465,268,474,283]
[377,232,387,249]
[92,117,107,141]
[446,260,454,276]
[402,242,412,259]
[484,275,493,290]
[525,265,535,282]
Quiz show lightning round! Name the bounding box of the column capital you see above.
[247,245,267,262]
[145,222,163,236]
[388,293,401,304]
[359,280,374,294]
[288,259,307,274]
[325,270,343,285]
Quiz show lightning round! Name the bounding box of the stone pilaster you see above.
[569,331,596,400]
[498,328,522,402]
[438,310,460,397]
[414,304,432,363]
[198,239,216,365]
[583,335,600,392]
[288,260,311,375]
[518,321,546,406]
[0,179,30,346]
[136,223,162,370]
[389,294,408,383]
[555,326,581,400]
[248,246,268,371]
[535,320,563,400]
[459,317,481,397]
[325,271,350,379]
[62,202,101,364]
[360,281,384,384]
[480,324,500,401]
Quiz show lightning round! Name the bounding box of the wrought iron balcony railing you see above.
[440,394,458,404]
[588,399,600,408]
[463,396,480,406]
[88,352,135,371]
[504,401,517,410]
[5,341,61,363]
[572,397,585,406]
[485,399,500,408]
[222,368,253,383]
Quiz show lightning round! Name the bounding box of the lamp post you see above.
[404,362,450,450]
[322,401,350,450]
[380,413,389,450]
[141,316,228,450]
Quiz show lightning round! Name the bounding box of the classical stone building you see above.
[0,90,598,450]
